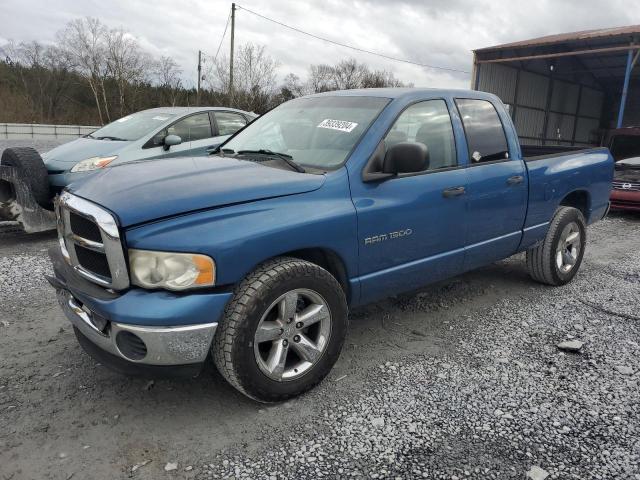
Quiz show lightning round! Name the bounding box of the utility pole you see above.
[197,50,202,106]
[229,3,236,105]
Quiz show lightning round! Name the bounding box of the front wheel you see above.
[212,257,348,402]
[526,206,587,286]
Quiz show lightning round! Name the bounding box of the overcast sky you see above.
[1,0,638,89]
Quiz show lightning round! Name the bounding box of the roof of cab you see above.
[307,87,499,102]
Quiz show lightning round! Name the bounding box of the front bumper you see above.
[48,246,232,374]
[54,286,217,366]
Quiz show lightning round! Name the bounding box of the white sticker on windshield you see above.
[152,116,169,121]
[116,116,131,123]
[317,119,358,133]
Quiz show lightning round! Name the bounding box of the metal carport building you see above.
[471,25,639,147]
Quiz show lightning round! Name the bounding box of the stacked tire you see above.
[0,147,51,209]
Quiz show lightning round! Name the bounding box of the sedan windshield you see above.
[222,96,390,170]
[89,111,178,141]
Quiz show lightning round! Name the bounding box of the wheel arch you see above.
[273,247,351,303]
[559,189,590,221]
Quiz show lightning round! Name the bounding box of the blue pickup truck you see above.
[47,88,613,402]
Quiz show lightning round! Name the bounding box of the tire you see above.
[0,147,51,209]
[526,206,587,286]
[213,257,349,403]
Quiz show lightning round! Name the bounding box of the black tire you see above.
[0,147,51,209]
[213,257,348,403]
[526,206,587,286]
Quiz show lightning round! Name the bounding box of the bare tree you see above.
[208,43,279,112]
[106,28,150,116]
[308,64,334,93]
[307,58,407,92]
[155,56,183,106]
[57,17,110,124]
[361,69,408,88]
[332,59,368,90]
[280,73,307,100]
[0,40,73,122]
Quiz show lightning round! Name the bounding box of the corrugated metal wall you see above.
[605,78,640,128]
[476,63,604,146]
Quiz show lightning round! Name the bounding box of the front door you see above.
[143,112,219,160]
[351,99,468,305]
[454,98,528,270]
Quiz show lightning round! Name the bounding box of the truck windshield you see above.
[221,96,390,170]
[88,111,178,141]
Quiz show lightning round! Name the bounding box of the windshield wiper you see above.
[95,136,127,141]
[237,149,305,173]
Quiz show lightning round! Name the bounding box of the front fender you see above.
[124,167,359,295]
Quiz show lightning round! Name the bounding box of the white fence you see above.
[0,123,99,140]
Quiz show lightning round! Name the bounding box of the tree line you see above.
[0,17,408,126]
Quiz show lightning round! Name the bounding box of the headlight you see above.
[129,249,215,291]
[70,155,118,173]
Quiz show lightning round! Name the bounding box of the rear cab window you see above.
[455,98,510,164]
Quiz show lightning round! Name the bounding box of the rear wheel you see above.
[0,147,51,209]
[526,206,586,286]
[213,257,348,402]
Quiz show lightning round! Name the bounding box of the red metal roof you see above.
[475,25,640,53]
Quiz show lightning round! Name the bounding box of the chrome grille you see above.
[612,181,640,192]
[56,192,129,290]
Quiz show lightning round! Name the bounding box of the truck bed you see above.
[519,146,613,250]
[521,144,593,160]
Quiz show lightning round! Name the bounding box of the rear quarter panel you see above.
[520,148,613,249]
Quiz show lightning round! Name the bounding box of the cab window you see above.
[384,99,457,171]
[215,112,247,136]
[455,99,509,163]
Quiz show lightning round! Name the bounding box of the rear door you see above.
[211,111,249,151]
[454,98,527,270]
[351,99,468,304]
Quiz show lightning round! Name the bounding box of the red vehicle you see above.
[606,128,640,212]
[611,157,640,211]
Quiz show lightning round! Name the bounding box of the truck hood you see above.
[68,156,326,227]
[43,138,128,168]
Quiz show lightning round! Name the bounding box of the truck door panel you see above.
[351,99,468,304]
[454,98,527,270]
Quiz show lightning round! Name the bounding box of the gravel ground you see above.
[0,206,638,479]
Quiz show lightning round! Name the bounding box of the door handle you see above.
[442,186,466,198]
[507,175,524,185]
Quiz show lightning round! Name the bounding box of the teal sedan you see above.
[43,106,256,195]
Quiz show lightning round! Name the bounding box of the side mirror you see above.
[163,134,182,151]
[383,142,429,174]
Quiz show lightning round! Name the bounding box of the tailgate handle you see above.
[442,186,466,198]
[507,175,524,185]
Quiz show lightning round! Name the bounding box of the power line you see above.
[213,10,232,63]
[235,4,470,75]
